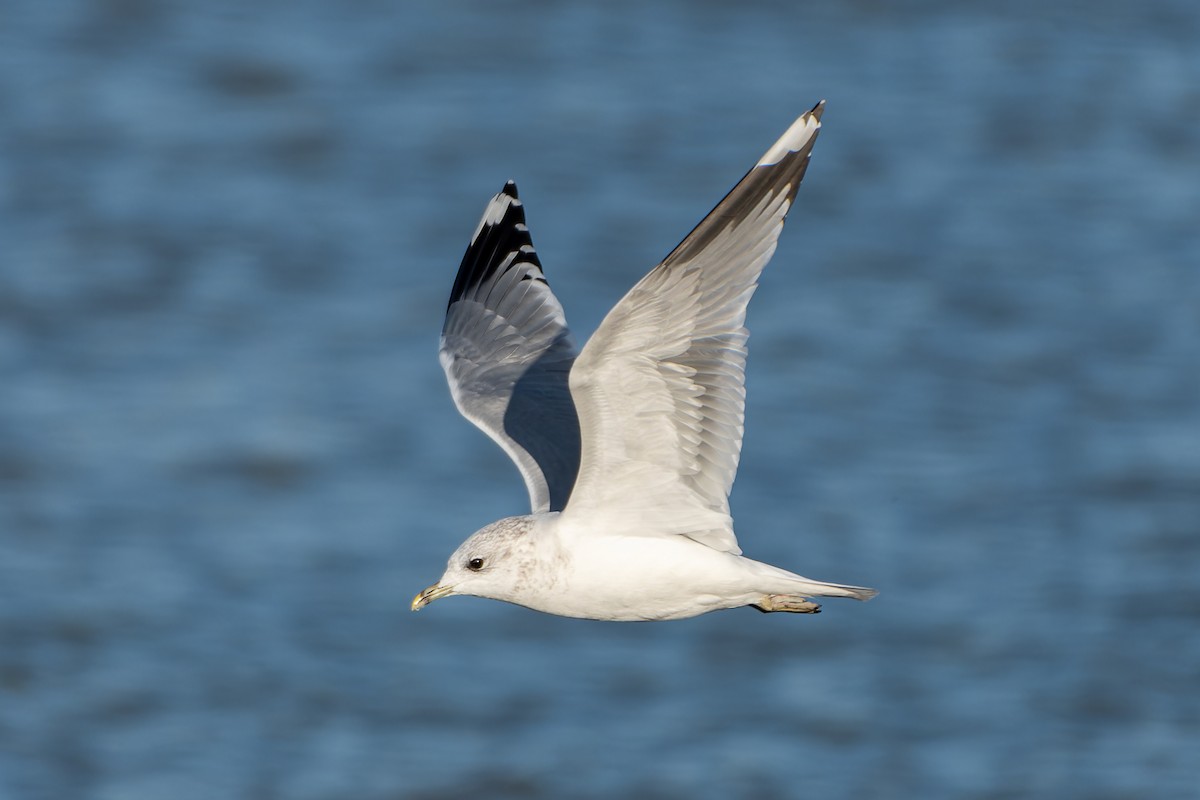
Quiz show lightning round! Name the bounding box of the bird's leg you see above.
[752,595,822,614]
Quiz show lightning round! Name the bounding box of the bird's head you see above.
[411,515,542,611]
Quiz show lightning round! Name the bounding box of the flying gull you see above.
[413,101,876,620]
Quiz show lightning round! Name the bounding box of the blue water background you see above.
[1,2,1198,798]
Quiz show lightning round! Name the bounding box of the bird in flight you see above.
[413,101,876,620]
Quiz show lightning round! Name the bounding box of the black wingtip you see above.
[810,99,825,121]
[448,181,541,310]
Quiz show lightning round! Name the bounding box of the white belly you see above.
[521,532,765,621]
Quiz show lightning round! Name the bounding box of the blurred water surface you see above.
[1,2,1198,798]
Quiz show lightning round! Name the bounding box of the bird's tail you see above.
[752,559,878,601]
[802,579,878,601]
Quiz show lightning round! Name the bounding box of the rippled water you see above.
[2,2,1198,798]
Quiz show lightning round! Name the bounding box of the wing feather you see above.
[440,182,580,513]
[564,103,825,552]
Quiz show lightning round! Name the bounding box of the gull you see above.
[413,101,876,620]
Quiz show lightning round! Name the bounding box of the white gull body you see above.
[414,102,876,621]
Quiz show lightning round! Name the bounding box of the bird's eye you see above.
[467,557,485,571]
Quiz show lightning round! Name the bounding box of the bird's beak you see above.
[411,583,455,611]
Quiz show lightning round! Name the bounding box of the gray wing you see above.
[563,103,824,552]
[440,181,580,513]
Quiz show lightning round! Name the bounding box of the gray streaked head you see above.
[412,515,545,611]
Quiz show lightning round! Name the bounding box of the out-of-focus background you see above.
[2,2,1197,798]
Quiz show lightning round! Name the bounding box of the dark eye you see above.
[467,557,485,571]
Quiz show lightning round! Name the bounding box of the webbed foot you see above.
[752,595,822,614]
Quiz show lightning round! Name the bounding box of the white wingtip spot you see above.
[756,104,822,167]
[470,190,519,244]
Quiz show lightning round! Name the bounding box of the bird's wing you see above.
[563,103,824,553]
[440,181,580,513]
